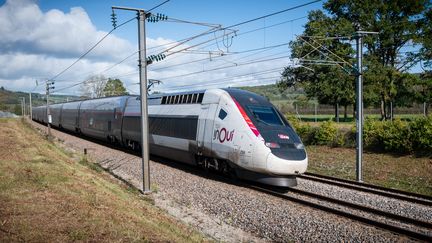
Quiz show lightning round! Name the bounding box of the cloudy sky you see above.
[0,0,323,95]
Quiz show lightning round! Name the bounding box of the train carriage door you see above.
[197,104,209,153]
[197,103,218,156]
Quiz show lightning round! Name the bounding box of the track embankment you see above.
[28,119,430,242]
[0,118,207,242]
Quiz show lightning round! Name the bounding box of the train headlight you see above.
[294,143,304,150]
[265,142,280,148]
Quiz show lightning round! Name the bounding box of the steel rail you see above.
[299,172,432,206]
[250,185,432,242]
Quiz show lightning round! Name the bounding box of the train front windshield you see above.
[247,105,284,126]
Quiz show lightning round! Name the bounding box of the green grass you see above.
[295,114,426,122]
[0,118,207,242]
[306,145,432,196]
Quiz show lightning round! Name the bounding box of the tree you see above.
[103,78,128,96]
[418,4,432,70]
[280,0,431,120]
[324,0,430,119]
[411,72,432,115]
[80,75,107,98]
[278,10,355,120]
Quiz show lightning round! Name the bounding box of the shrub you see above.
[287,116,314,144]
[381,119,412,153]
[313,121,337,145]
[286,115,430,156]
[410,115,432,153]
[363,119,412,153]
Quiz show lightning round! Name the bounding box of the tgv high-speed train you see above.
[32,88,308,187]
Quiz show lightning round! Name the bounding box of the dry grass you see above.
[0,118,207,242]
[306,145,432,196]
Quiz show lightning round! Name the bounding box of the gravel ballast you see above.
[30,121,427,242]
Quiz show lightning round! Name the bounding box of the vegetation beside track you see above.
[288,115,432,155]
[306,145,432,196]
[0,118,206,242]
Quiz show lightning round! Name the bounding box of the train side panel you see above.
[50,104,63,127]
[61,101,82,132]
[79,96,128,142]
[122,95,202,165]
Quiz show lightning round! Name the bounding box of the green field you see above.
[306,145,432,196]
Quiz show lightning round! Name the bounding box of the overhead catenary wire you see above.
[157,54,292,80]
[49,16,137,82]
[148,1,320,61]
[54,1,321,95]
[157,75,281,92]
[158,66,286,90]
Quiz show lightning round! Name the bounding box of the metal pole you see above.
[23,97,26,116]
[390,101,393,120]
[29,92,32,120]
[138,10,151,193]
[355,31,363,182]
[336,103,339,123]
[314,102,317,122]
[46,81,51,137]
[21,98,23,116]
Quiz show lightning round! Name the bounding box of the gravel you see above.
[29,120,425,242]
[297,177,432,223]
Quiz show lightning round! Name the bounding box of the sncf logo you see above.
[213,128,234,143]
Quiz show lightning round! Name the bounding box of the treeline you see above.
[278,0,432,120]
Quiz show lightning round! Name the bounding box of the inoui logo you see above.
[213,128,234,143]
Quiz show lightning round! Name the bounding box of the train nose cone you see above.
[266,152,308,175]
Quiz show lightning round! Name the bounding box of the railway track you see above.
[299,172,432,206]
[30,121,432,241]
[250,184,432,242]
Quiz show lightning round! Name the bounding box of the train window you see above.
[161,96,167,104]
[181,95,185,104]
[197,93,204,103]
[192,94,197,103]
[218,109,227,120]
[169,96,174,104]
[247,105,284,126]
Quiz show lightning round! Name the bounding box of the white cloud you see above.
[0,0,285,96]
[0,0,133,60]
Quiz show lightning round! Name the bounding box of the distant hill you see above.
[0,83,306,116]
[238,83,304,101]
[0,87,79,115]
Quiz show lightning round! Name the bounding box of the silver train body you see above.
[32,88,308,187]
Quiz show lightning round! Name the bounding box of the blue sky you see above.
[0,0,326,95]
[37,0,321,46]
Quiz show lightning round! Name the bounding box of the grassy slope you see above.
[306,145,432,196]
[0,118,206,242]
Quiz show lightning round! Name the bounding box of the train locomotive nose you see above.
[266,151,308,175]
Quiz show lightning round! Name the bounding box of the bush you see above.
[313,121,337,145]
[410,115,432,153]
[287,116,314,144]
[286,114,431,155]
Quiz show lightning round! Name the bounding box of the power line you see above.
[148,1,320,61]
[223,0,321,30]
[158,75,281,92]
[158,54,291,80]
[159,66,285,90]
[49,16,136,82]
